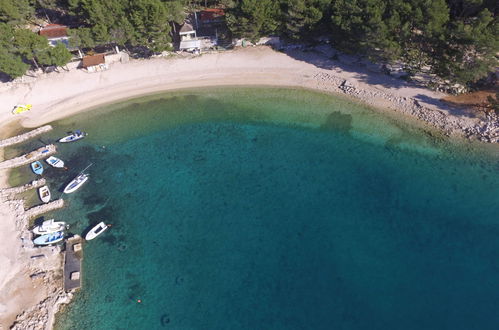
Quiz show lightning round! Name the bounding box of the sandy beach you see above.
[0,46,497,329]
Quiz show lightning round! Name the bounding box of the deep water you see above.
[21,87,498,330]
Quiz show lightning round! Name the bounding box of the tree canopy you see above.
[68,0,185,52]
[0,0,497,85]
[225,0,498,85]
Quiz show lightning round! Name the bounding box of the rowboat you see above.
[32,219,67,235]
[45,156,65,168]
[38,185,51,203]
[30,161,44,175]
[33,231,64,245]
[63,173,89,193]
[12,104,32,114]
[59,130,87,143]
[85,222,108,240]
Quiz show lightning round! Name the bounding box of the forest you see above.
[0,0,497,88]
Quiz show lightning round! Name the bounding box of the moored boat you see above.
[45,156,65,168]
[85,222,108,240]
[64,173,89,193]
[32,219,67,235]
[30,161,44,175]
[59,130,87,143]
[38,185,51,203]
[33,231,64,245]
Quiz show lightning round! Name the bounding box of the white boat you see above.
[38,185,51,203]
[64,173,89,193]
[32,219,67,235]
[45,156,65,168]
[33,231,64,245]
[85,222,108,240]
[59,130,87,143]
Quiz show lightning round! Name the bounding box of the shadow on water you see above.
[320,111,353,133]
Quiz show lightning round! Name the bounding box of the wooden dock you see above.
[0,144,57,169]
[64,235,83,292]
[0,125,52,148]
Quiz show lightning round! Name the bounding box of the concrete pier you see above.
[64,235,83,291]
[0,178,46,197]
[0,125,52,148]
[25,199,64,218]
[0,144,56,169]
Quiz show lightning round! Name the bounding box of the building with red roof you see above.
[39,24,71,48]
[199,8,225,26]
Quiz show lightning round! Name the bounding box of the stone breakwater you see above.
[0,125,52,148]
[0,178,46,198]
[312,72,499,143]
[0,145,57,170]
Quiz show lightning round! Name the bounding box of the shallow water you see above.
[15,87,499,330]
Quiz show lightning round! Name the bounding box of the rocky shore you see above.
[312,72,499,143]
[0,190,70,330]
[10,289,72,330]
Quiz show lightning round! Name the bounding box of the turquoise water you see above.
[16,87,499,329]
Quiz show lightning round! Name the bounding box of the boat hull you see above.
[38,185,51,203]
[32,220,66,235]
[33,231,64,245]
[46,156,65,168]
[59,131,86,143]
[85,222,108,240]
[31,161,44,175]
[64,174,89,193]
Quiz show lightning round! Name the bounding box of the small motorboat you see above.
[59,130,87,143]
[30,161,44,175]
[33,231,64,246]
[38,185,51,203]
[12,104,32,115]
[32,219,67,235]
[63,173,89,193]
[45,156,65,168]
[85,222,108,240]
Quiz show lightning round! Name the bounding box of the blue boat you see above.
[33,231,64,245]
[30,161,44,175]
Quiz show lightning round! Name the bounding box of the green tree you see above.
[37,42,72,67]
[0,48,29,78]
[12,28,49,69]
[433,8,498,84]
[280,0,329,40]
[226,0,279,42]
[69,27,96,49]
[0,0,34,25]
[68,0,183,52]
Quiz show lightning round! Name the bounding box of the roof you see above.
[200,8,225,22]
[82,54,105,68]
[179,23,195,34]
[39,24,68,39]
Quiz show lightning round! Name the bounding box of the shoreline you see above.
[0,46,497,330]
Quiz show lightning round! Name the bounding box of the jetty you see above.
[0,144,56,169]
[64,236,83,291]
[25,199,64,218]
[0,178,46,197]
[0,125,52,148]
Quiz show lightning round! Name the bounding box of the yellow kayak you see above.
[12,104,32,114]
